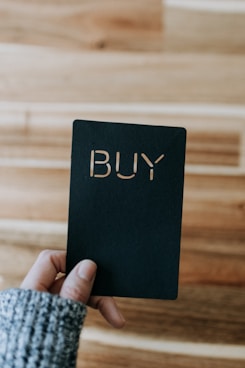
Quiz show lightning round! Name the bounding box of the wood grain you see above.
[0,0,163,51]
[0,1,245,366]
[0,127,241,167]
[1,47,245,104]
[180,228,245,286]
[0,249,244,347]
[186,131,240,166]
[0,222,244,289]
[164,7,245,54]
[0,115,244,290]
[86,285,245,345]
[0,166,244,232]
[78,341,245,368]
[0,108,243,167]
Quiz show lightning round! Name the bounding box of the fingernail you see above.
[78,260,97,282]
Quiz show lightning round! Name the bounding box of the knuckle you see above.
[62,284,88,302]
[38,249,54,261]
[37,249,64,264]
[95,297,106,310]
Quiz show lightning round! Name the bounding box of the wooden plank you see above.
[180,228,245,287]
[0,167,244,231]
[0,0,163,51]
[0,220,67,250]
[183,174,245,233]
[186,131,240,166]
[1,103,245,133]
[180,249,245,286]
[164,6,245,54]
[0,247,244,347]
[81,326,245,359]
[0,244,41,286]
[0,135,71,160]
[0,3,244,365]
[0,221,244,288]
[0,47,245,104]
[0,109,243,167]
[84,285,245,345]
[2,244,243,366]
[0,167,70,222]
[1,262,244,368]
[0,130,240,167]
[78,341,245,368]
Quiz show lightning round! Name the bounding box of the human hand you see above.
[21,250,125,329]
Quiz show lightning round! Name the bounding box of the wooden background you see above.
[0,0,245,367]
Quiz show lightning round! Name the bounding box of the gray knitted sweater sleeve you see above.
[0,288,87,368]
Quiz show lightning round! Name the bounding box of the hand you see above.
[21,250,125,329]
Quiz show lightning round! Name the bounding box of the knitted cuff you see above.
[0,288,87,368]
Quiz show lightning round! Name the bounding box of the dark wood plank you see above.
[78,341,245,368]
[85,285,245,345]
[180,229,245,286]
[186,131,240,166]
[183,174,245,233]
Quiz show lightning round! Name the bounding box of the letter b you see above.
[90,150,111,178]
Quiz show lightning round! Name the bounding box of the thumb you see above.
[60,260,97,304]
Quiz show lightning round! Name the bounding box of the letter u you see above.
[116,152,138,179]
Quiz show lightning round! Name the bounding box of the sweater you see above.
[0,289,87,368]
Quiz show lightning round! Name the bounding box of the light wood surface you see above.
[0,48,245,104]
[0,0,163,51]
[0,1,245,367]
[164,6,245,54]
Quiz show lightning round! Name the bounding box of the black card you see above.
[67,120,186,299]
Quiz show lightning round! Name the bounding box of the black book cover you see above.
[67,120,186,299]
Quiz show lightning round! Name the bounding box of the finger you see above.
[21,250,66,291]
[89,296,125,329]
[49,275,66,295]
[60,259,97,303]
